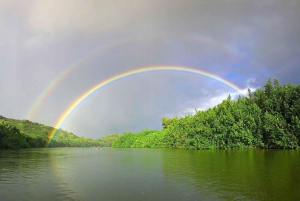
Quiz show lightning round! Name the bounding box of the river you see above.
[0,148,299,200]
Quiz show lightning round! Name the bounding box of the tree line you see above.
[0,116,118,149]
[112,79,300,149]
[1,79,299,149]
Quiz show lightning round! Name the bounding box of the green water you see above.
[0,148,299,201]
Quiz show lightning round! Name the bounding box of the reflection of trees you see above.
[162,149,300,200]
[0,149,57,200]
[0,148,83,200]
[0,148,52,174]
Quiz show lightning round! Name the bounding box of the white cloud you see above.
[177,84,258,117]
[1,0,299,138]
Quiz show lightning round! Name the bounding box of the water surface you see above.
[0,148,299,200]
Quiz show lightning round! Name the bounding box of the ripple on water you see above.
[1,148,300,201]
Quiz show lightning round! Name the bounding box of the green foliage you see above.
[110,79,299,150]
[263,112,298,148]
[253,79,300,148]
[101,134,120,147]
[112,129,166,148]
[0,120,29,148]
[2,79,299,150]
[0,117,104,149]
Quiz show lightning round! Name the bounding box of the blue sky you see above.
[1,0,300,138]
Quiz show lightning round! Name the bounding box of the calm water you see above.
[0,148,299,201]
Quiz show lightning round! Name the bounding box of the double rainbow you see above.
[45,65,246,147]
[25,33,251,121]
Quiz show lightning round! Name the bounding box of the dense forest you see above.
[112,79,300,149]
[1,79,299,149]
[0,116,118,148]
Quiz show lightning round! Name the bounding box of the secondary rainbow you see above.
[25,33,252,121]
[45,65,247,147]
[25,36,135,121]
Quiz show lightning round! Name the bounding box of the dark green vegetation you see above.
[1,79,299,149]
[112,79,300,149]
[0,116,117,148]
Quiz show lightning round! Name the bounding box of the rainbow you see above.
[45,65,246,147]
[25,37,135,121]
[26,33,252,121]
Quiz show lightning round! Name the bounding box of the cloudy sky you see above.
[1,0,299,138]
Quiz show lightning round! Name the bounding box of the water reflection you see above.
[48,148,84,201]
[161,149,300,200]
[1,148,299,200]
[0,148,83,201]
[0,149,56,200]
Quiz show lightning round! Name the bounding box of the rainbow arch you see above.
[25,36,136,121]
[45,65,246,147]
[26,33,255,122]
